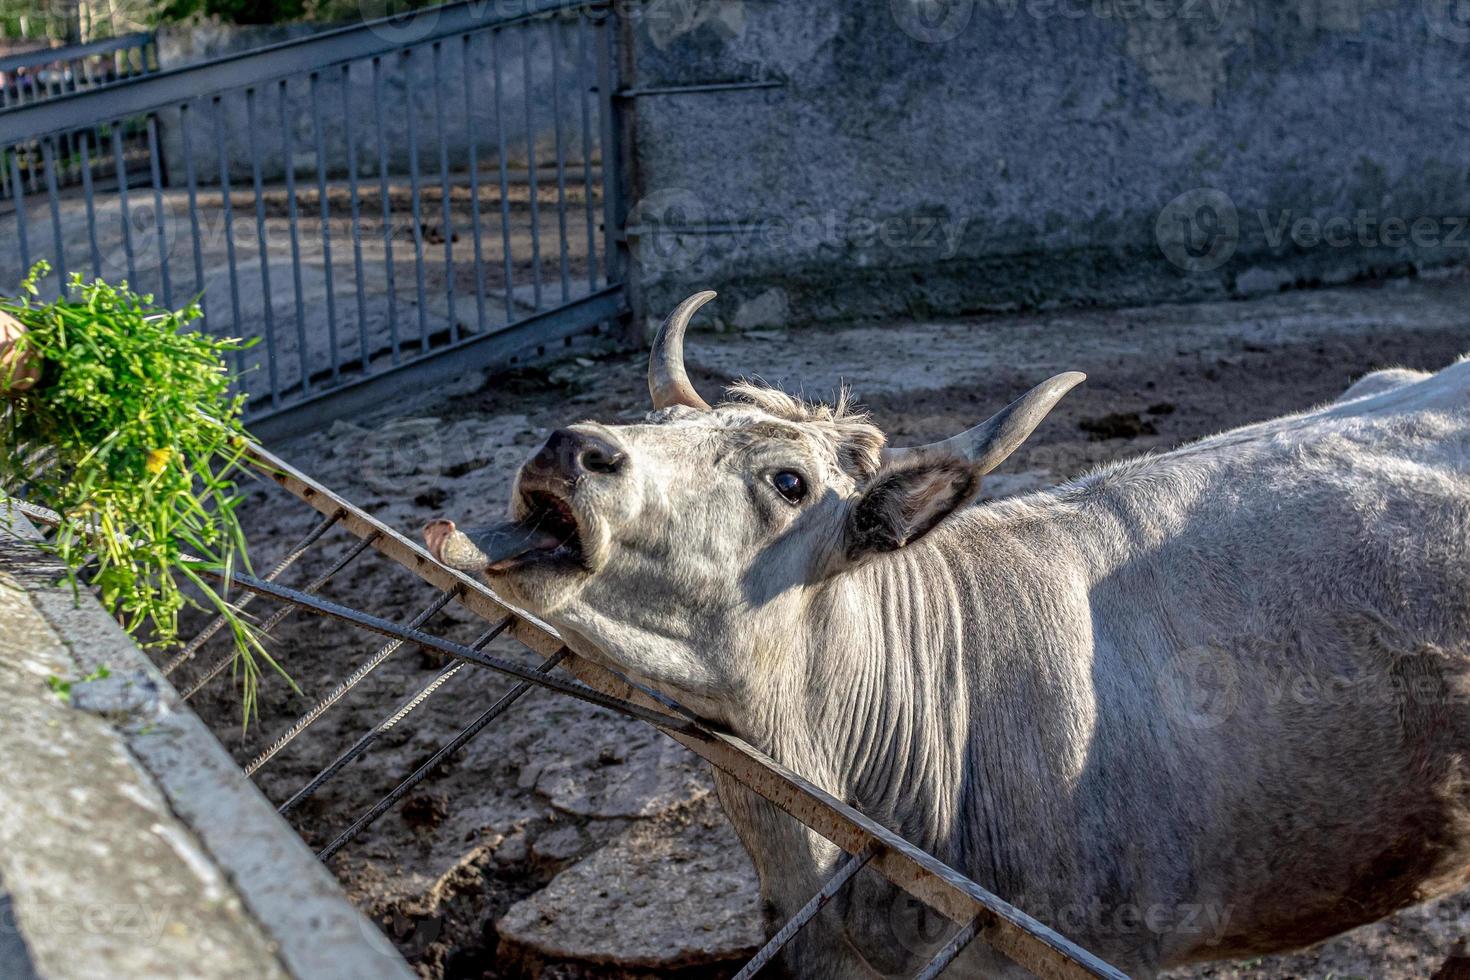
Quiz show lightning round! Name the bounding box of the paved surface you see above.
[0,512,415,980]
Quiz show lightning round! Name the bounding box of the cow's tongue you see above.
[439,521,564,572]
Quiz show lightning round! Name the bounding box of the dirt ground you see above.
[175,265,1470,979]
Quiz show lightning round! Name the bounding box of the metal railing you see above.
[0,1,625,437]
[137,441,1125,980]
[0,32,159,108]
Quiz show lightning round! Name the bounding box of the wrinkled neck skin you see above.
[699,505,1125,980]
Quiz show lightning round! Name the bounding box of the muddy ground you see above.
[174,266,1470,979]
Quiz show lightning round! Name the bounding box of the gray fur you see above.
[476,358,1470,978]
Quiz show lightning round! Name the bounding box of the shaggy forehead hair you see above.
[723,380,886,480]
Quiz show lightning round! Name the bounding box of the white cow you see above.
[426,293,1470,978]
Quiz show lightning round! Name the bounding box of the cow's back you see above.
[1045,356,1470,966]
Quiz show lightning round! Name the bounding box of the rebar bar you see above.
[243,587,461,777]
[317,647,569,861]
[180,534,377,700]
[276,617,511,816]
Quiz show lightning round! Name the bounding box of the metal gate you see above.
[0,0,627,440]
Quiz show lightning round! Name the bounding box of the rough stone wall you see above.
[619,0,1470,331]
[0,513,413,980]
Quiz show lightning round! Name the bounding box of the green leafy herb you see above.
[2,263,293,722]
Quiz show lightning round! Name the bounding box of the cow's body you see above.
[425,290,1470,979]
[716,361,1470,977]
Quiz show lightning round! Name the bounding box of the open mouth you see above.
[511,489,584,568]
[424,489,587,577]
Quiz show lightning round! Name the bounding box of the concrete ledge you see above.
[0,513,413,980]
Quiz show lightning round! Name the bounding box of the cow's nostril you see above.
[580,445,625,474]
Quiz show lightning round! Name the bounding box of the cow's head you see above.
[424,293,1082,714]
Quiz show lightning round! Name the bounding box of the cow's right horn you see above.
[648,291,716,411]
[882,372,1086,475]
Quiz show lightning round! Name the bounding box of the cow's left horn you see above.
[648,291,716,411]
[883,372,1086,475]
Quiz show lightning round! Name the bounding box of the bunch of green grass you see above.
[0,263,293,721]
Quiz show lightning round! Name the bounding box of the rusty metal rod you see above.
[317,646,570,861]
[210,568,695,734]
[164,509,342,676]
[180,534,379,701]
[913,915,985,980]
[276,616,513,816]
[243,587,462,777]
[733,847,875,980]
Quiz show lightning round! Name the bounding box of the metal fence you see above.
[0,1,625,437]
[116,442,1124,980]
[0,32,159,107]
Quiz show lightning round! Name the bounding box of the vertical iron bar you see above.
[40,137,66,284]
[78,129,102,277]
[245,87,281,409]
[179,103,208,323]
[9,152,26,272]
[371,56,400,364]
[342,63,370,373]
[279,79,310,397]
[431,41,457,343]
[213,96,246,379]
[491,29,515,322]
[461,32,487,335]
[110,122,136,284]
[548,20,572,303]
[146,113,171,308]
[520,25,543,309]
[309,71,340,382]
[595,12,620,285]
[401,48,429,350]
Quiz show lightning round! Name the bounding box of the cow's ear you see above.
[843,453,979,562]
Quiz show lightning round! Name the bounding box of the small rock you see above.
[498,798,762,971]
[532,825,585,865]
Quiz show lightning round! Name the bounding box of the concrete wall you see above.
[619,0,1470,332]
[0,511,414,980]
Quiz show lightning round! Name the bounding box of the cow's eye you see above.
[770,470,807,504]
